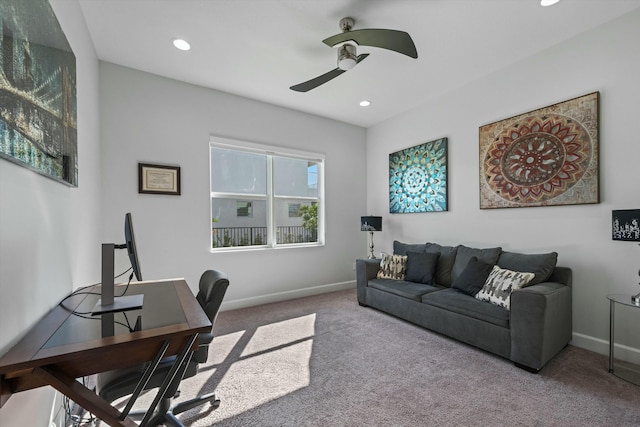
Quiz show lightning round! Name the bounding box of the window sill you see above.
[210,242,324,253]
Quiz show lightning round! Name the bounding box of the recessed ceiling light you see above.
[540,0,560,6]
[172,38,191,51]
[359,100,371,107]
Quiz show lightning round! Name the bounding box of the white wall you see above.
[98,62,367,308]
[0,1,101,426]
[366,9,640,360]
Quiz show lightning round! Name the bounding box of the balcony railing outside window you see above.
[212,226,317,247]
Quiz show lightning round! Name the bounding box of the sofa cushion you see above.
[451,245,502,283]
[405,251,440,284]
[393,240,427,255]
[377,253,408,280]
[476,266,535,310]
[497,251,558,286]
[369,278,442,301]
[425,243,458,286]
[450,256,494,296]
[422,288,510,328]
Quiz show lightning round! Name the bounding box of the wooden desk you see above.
[0,279,211,426]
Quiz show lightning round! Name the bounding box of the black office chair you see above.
[96,270,229,427]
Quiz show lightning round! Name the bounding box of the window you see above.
[288,203,301,217]
[210,137,324,249]
[236,201,253,217]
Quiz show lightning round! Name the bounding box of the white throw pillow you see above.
[376,253,408,280]
[475,265,535,310]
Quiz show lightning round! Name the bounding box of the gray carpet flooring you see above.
[111,288,640,426]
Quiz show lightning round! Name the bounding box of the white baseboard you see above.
[220,280,356,311]
[572,332,640,365]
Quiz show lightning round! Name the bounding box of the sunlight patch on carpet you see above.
[208,330,245,365]
[240,314,316,358]
[217,338,313,418]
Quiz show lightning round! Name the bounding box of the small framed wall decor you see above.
[138,163,181,195]
[479,92,599,209]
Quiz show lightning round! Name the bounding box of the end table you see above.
[607,293,640,385]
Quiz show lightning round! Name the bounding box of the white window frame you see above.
[210,136,325,251]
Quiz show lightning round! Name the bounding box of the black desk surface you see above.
[44,281,187,349]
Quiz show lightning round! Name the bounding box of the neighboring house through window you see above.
[288,203,301,217]
[210,137,324,249]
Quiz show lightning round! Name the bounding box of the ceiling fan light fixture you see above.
[338,44,357,70]
[540,0,560,6]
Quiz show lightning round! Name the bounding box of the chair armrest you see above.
[192,332,213,363]
[510,279,572,371]
[356,259,381,305]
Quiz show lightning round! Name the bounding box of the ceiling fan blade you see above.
[290,54,369,92]
[323,29,418,59]
[290,68,345,93]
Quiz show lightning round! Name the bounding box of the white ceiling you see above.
[78,0,640,128]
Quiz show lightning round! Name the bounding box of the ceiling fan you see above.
[290,17,418,93]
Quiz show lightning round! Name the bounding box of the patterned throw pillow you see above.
[475,266,535,310]
[377,253,408,280]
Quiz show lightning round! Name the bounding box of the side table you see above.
[607,293,640,385]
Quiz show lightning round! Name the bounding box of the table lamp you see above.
[361,216,382,259]
[612,209,640,304]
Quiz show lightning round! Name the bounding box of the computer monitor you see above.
[92,212,144,315]
[124,212,143,281]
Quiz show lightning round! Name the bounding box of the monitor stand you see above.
[92,243,143,315]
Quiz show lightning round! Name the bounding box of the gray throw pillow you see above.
[451,245,502,283]
[497,251,558,286]
[405,251,440,284]
[393,240,427,256]
[451,256,495,296]
[425,243,458,286]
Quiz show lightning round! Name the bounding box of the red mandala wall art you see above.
[479,92,599,209]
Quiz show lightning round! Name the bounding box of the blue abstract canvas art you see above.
[389,138,448,213]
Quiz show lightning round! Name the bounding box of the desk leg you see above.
[120,340,170,419]
[609,298,615,373]
[34,366,137,427]
[139,333,198,427]
[0,375,11,408]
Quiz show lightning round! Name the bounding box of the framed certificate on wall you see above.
[138,163,181,195]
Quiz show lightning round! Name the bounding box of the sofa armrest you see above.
[356,259,381,306]
[510,275,572,371]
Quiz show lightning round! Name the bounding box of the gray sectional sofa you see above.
[356,241,572,372]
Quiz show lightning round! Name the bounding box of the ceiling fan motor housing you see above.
[339,17,355,32]
[338,44,357,70]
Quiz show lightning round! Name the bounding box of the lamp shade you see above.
[361,216,382,232]
[612,209,640,241]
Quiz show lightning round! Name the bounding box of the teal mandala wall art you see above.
[389,138,448,213]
